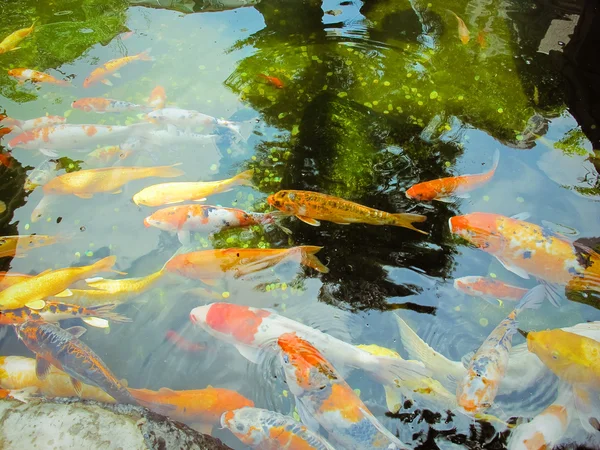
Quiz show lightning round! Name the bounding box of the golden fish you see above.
[0,22,34,54]
[0,234,62,259]
[448,10,470,44]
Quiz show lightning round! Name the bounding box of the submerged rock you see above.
[0,397,232,450]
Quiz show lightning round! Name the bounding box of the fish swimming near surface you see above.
[0,22,35,53]
[221,407,335,450]
[0,272,32,290]
[72,97,151,113]
[166,246,329,282]
[448,10,470,44]
[147,86,166,110]
[165,330,206,352]
[17,321,136,404]
[138,125,219,148]
[133,169,254,207]
[8,68,70,86]
[0,234,63,259]
[456,285,551,414]
[84,145,133,167]
[0,255,122,310]
[83,49,154,87]
[267,190,428,234]
[277,332,410,449]
[1,115,66,133]
[453,276,528,304]
[147,108,241,136]
[42,164,184,199]
[0,355,115,403]
[406,149,499,202]
[189,302,428,387]
[128,386,254,432]
[258,73,284,89]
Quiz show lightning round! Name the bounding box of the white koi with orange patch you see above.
[148,108,241,136]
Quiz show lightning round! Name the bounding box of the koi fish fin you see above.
[192,198,207,202]
[539,281,562,308]
[100,79,114,86]
[395,314,465,388]
[495,256,530,279]
[434,196,455,203]
[39,148,59,157]
[295,401,320,432]
[111,189,123,194]
[541,220,579,238]
[454,193,471,199]
[383,385,404,413]
[82,317,110,328]
[461,351,476,369]
[232,169,254,187]
[35,357,52,380]
[373,355,430,386]
[199,278,219,287]
[296,215,320,226]
[490,149,500,172]
[54,288,73,298]
[70,377,83,397]
[299,246,329,273]
[8,47,22,52]
[75,193,94,199]
[574,386,600,433]
[139,48,154,62]
[515,285,550,312]
[177,230,191,245]
[8,386,39,403]
[510,212,531,222]
[65,326,87,338]
[358,407,411,449]
[234,343,262,364]
[391,213,428,235]
[332,221,351,225]
[25,300,46,310]
[112,72,122,79]
[157,387,175,394]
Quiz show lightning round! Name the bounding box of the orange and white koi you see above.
[165,330,206,353]
[0,302,130,328]
[189,303,428,387]
[259,73,284,89]
[84,145,133,167]
[268,190,427,234]
[143,204,284,244]
[453,276,528,304]
[0,355,115,403]
[166,246,329,282]
[147,108,241,136]
[222,407,335,450]
[406,150,499,202]
[8,68,70,86]
[129,386,254,430]
[42,164,183,198]
[448,213,600,294]
[72,97,150,113]
[0,234,62,259]
[147,86,166,110]
[0,255,121,310]
[17,321,136,404]
[83,49,154,87]
[457,285,549,414]
[448,10,470,44]
[0,23,35,54]
[278,333,410,449]
[1,115,66,133]
[133,169,254,207]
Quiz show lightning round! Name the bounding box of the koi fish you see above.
[133,169,254,207]
[268,190,428,234]
[84,145,133,167]
[406,149,499,202]
[0,234,62,259]
[7,122,153,157]
[0,255,121,310]
[147,108,241,136]
[221,407,335,450]
[165,330,206,352]
[8,68,70,86]
[83,49,154,88]
[448,10,470,44]
[0,302,130,328]
[72,97,150,113]
[17,321,136,404]
[259,73,284,89]
[166,246,329,282]
[0,152,11,168]
[147,86,166,110]
[0,23,35,54]
[453,276,528,304]
[189,303,428,388]
[128,386,254,431]
[448,213,600,294]
[1,115,66,132]
[139,125,219,147]
[278,332,410,449]
[42,164,183,199]
[457,285,549,414]
[0,127,12,138]
[0,272,32,290]
[477,30,487,49]
[0,355,115,403]
[143,204,283,244]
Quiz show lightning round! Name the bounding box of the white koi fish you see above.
[148,108,241,137]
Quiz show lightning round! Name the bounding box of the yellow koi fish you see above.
[448,10,470,44]
[0,234,62,259]
[0,23,34,54]
[84,49,153,87]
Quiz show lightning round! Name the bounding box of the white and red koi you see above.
[1,115,65,133]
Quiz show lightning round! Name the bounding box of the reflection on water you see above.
[0,0,599,448]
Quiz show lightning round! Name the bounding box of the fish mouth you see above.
[143,217,152,228]
[189,306,209,326]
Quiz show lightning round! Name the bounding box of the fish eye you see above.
[552,351,559,360]
[282,354,289,364]
[235,422,246,432]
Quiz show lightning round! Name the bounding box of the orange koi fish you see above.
[43,164,183,199]
[132,169,254,207]
[0,23,35,54]
[0,302,130,328]
[165,330,206,352]
[166,246,329,282]
[222,407,335,450]
[268,190,428,234]
[406,150,499,202]
[0,234,63,259]
[147,86,167,110]
[453,276,528,304]
[0,127,12,138]
[128,386,254,431]
[0,355,115,403]
[258,73,284,89]
[449,213,600,294]
[84,49,154,88]
[477,30,487,49]
[8,68,70,86]
[0,151,11,167]
[0,272,32,290]
[72,97,150,113]
[0,255,121,310]
[448,10,470,44]
[84,145,133,167]
[278,333,410,449]
[17,321,136,404]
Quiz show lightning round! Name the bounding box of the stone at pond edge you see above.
[0,398,232,450]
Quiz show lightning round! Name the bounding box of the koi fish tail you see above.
[391,213,428,235]
[151,163,185,178]
[299,246,329,273]
[490,149,500,173]
[232,169,255,188]
[86,304,132,323]
[89,256,123,276]
[139,48,155,62]
[373,355,430,387]
[516,284,556,311]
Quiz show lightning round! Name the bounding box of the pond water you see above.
[0,0,599,448]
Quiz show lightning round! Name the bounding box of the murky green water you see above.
[0,0,599,448]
